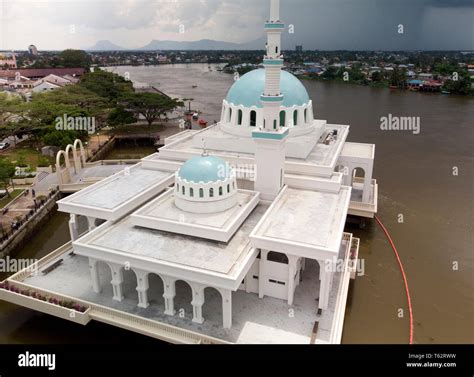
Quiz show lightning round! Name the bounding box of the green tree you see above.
[79,70,134,104]
[59,49,90,68]
[119,93,183,127]
[107,106,136,127]
[0,158,16,197]
[389,68,405,87]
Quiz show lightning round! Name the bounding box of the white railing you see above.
[88,304,229,344]
[2,241,229,344]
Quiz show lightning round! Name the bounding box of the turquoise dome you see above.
[178,155,228,183]
[226,69,310,108]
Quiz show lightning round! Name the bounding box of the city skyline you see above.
[0,0,473,51]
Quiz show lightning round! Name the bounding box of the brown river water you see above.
[1,64,473,344]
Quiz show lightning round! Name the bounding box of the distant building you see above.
[0,52,17,69]
[0,68,86,80]
[295,45,303,52]
[28,44,38,56]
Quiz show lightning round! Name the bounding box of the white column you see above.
[86,216,96,231]
[258,249,269,299]
[220,289,232,329]
[362,165,373,203]
[134,269,149,309]
[230,106,237,126]
[220,102,226,122]
[190,282,205,324]
[88,258,101,293]
[242,109,250,127]
[109,263,124,302]
[162,276,176,316]
[287,255,299,306]
[68,214,78,241]
[318,260,334,310]
[298,107,305,127]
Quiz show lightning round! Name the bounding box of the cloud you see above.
[0,0,472,50]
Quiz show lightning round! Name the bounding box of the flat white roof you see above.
[250,186,351,258]
[75,204,268,276]
[340,142,375,160]
[131,189,260,242]
[156,123,349,169]
[57,164,174,220]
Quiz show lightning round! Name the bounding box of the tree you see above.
[107,106,136,127]
[389,68,405,87]
[79,70,134,104]
[0,93,28,142]
[59,49,90,68]
[119,93,183,127]
[0,158,16,197]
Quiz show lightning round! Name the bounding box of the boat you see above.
[389,85,398,90]
[192,85,198,88]
[441,90,451,95]
[192,112,199,120]
[198,119,208,127]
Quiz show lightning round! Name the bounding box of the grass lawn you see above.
[0,189,24,208]
[2,141,54,170]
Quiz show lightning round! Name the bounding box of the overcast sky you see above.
[0,0,473,51]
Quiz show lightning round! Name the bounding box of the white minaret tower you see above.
[252,0,288,201]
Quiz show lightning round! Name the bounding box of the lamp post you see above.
[84,141,89,159]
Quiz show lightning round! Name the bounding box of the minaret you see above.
[252,0,288,201]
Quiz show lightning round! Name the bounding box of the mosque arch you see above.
[250,110,257,127]
[279,110,286,127]
[293,109,298,126]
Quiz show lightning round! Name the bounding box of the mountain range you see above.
[87,35,300,51]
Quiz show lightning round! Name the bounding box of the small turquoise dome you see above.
[226,69,310,108]
[178,155,228,183]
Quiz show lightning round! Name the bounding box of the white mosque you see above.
[1,0,378,344]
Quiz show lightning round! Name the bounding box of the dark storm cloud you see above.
[1,0,472,50]
[279,0,474,50]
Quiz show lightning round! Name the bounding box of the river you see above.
[2,64,473,344]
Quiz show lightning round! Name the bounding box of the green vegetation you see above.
[118,92,183,127]
[0,66,183,176]
[2,142,54,170]
[0,158,16,196]
[0,189,23,208]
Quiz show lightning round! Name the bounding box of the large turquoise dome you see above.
[178,155,228,183]
[226,69,310,108]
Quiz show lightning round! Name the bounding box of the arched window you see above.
[182,186,185,195]
[275,46,279,54]
[273,120,277,129]
[219,186,223,196]
[304,109,307,123]
[237,109,243,125]
[227,184,230,193]
[227,107,232,123]
[279,110,285,127]
[293,110,298,126]
[199,188,204,198]
[209,188,214,198]
[250,110,257,127]
[189,187,194,197]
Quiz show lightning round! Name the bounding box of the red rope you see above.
[374,215,414,344]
